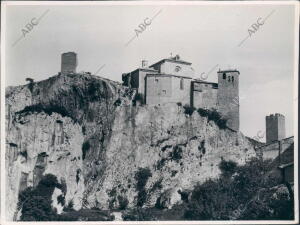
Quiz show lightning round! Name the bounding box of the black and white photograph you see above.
[1,1,299,223]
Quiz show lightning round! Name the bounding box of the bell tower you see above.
[217,70,240,131]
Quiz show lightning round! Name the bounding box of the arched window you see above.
[180,78,184,90]
[223,73,226,79]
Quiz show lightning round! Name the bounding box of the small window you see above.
[155,79,159,82]
[223,73,226,79]
[162,90,167,94]
[232,77,234,82]
[175,66,181,72]
[180,78,184,90]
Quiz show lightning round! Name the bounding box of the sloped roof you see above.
[150,56,192,68]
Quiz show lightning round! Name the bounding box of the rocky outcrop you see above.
[5,73,257,221]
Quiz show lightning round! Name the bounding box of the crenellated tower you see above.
[266,113,286,143]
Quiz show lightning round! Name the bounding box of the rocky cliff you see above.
[5,73,257,220]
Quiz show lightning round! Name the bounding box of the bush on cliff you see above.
[197,108,227,129]
[18,174,61,221]
[219,159,237,177]
[135,167,152,207]
[183,104,195,116]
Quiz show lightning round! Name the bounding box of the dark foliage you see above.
[183,105,195,116]
[18,174,63,221]
[219,160,237,177]
[118,195,129,210]
[135,168,152,191]
[135,168,152,207]
[21,196,57,221]
[156,158,167,170]
[197,108,227,129]
[57,195,65,206]
[183,158,293,220]
[178,190,189,203]
[169,145,183,162]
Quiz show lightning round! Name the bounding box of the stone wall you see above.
[256,136,294,161]
[145,75,191,106]
[191,81,218,109]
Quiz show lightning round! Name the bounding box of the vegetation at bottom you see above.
[18,174,62,221]
[183,158,294,220]
[17,174,114,221]
[122,158,294,221]
[17,158,294,221]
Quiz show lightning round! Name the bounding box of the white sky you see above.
[3,2,298,140]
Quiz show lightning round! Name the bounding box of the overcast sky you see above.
[4,2,297,140]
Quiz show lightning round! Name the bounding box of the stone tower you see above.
[266,113,286,143]
[61,52,77,74]
[217,70,240,131]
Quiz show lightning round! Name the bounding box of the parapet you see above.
[217,69,240,75]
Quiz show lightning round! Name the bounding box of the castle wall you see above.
[146,75,191,105]
[257,136,294,161]
[124,69,158,101]
[61,52,77,74]
[217,71,239,131]
[191,81,218,109]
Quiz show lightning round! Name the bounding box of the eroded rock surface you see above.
[5,74,256,220]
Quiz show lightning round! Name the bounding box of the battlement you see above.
[266,113,286,143]
[267,113,285,118]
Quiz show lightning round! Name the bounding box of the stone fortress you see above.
[59,52,295,188]
[60,52,291,142]
[122,54,240,131]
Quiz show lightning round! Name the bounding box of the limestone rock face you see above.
[5,73,256,221]
[5,112,84,220]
